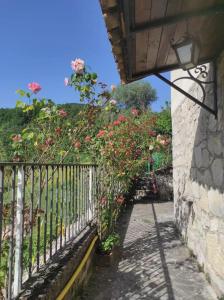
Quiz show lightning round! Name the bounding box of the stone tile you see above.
[80,201,216,300]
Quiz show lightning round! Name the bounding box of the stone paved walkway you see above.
[80,200,217,300]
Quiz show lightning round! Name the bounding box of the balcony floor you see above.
[80,199,216,300]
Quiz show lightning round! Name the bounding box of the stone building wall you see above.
[171,52,224,297]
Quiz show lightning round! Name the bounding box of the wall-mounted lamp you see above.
[155,36,217,118]
[172,37,200,71]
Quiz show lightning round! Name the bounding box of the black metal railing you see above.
[0,162,99,299]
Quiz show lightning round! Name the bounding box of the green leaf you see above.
[91,73,97,80]
[85,74,91,81]
[16,100,26,108]
[23,105,34,112]
[16,89,26,97]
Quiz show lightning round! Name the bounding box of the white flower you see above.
[109,99,117,106]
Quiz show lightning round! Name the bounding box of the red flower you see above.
[134,148,142,158]
[149,157,154,164]
[113,120,121,126]
[85,135,91,142]
[58,109,68,118]
[148,130,156,137]
[13,155,21,162]
[118,115,127,122]
[116,195,125,205]
[55,127,62,135]
[131,108,139,116]
[97,130,106,138]
[73,141,81,149]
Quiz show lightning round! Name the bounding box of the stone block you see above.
[208,189,224,218]
[206,233,224,278]
[191,181,200,199]
[209,218,219,232]
[208,135,222,156]
[211,159,224,188]
[198,187,209,212]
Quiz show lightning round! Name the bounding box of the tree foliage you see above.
[112,80,157,109]
[154,101,172,135]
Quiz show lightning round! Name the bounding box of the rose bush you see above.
[11,58,171,244]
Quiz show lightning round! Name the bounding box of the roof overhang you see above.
[99,0,224,83]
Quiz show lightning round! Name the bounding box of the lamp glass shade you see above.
[173,38,200,70]
[176,42,193,64]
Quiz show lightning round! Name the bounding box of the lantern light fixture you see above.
[172,36,200,71]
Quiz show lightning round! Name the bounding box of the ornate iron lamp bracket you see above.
[154,61,217,118]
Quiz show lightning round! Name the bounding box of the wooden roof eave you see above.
[100,0,128,83]
[100,1,224,84]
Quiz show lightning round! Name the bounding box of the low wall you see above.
[17,227,98,300]
[171,52,224,297]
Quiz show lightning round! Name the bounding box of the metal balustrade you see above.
[0,162,99,299]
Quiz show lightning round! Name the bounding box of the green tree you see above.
[154,101,172,135]
[112,80,157,109]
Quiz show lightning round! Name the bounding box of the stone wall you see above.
[171,52,224,297]
[17,227,97,300]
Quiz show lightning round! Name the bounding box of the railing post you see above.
[13,166,24,297]
[88,167,93,221]
[0,166,4,266]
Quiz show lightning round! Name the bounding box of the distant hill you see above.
[0,103,84,161]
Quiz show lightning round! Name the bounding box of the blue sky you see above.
[0,0,170,111]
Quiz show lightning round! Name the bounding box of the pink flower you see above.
[84,136,91,142]
[97,130,106,138]
[58,109,68,118]
[131,108,139,116]
[12,134,22,143]
[109,99,117,106]
[118,115,127,122]
[64,77,69,86]
[156,134,170,146]
[28,82,42,94]
[100,196,108,206]
[71,58,85,74]
[113,120,121,126]
[45,137,54,146]
[148,130,156,137]
[156,134,163,142]
[108,131,114,137]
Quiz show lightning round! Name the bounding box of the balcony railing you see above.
[0,162,100,299]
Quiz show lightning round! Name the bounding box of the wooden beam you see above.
[131,4,224,34]
[128,56,215,82]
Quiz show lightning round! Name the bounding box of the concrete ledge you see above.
[17,227,98,300]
